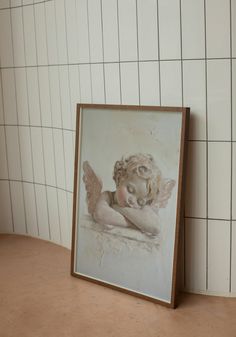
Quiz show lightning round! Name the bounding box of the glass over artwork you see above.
[71,104,189,308]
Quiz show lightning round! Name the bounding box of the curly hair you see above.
[113,154,161,203]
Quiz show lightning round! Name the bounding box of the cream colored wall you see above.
[0,0,235,297]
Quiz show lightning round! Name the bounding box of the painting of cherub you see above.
[83,153,175,237]
[72,104,189,307]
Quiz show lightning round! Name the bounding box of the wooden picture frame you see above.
[71,104,189,308]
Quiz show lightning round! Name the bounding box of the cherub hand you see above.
[112,204,124,213]
[112,203,160,236]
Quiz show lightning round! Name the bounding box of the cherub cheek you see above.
[116,187,128,206]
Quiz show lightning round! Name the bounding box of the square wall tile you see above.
[185,142,207,218]
[183,60,206,140]
[208,220,230,293]
[185,218,207,292]
[208,142,231,219]
[207,60,231,141]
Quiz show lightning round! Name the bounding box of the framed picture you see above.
[71,104,189,308]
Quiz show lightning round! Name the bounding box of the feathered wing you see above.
[152,178,176,212]
[82,161,103,215]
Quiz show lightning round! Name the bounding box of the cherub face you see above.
[114,175,149,209]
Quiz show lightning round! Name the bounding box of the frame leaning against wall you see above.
[71,104,189,308]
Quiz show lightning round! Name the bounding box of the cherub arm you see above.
[93,191,131,228]
[112,204,159,236]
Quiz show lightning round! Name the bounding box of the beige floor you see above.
[0,234,235,337]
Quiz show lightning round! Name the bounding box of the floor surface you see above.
[0,234,235,337]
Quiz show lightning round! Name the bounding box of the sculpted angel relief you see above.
[83,153,176,238]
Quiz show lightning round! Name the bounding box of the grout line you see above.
[21,1,42,238]
[156,0,162,106]
[116,0,122,104]
[229,0,233,293]
[86,0,93,104]
[42,0,54,241]
[185,216,234,222]
[52,0,68,245]
[0,70,15,232]
[61,1,73,138]
[204,0,209,292]
[100,0,106,104]
[0,123,76,132]
[2,57,236,70]
[78,65,82,103]
[188,139,236,143]
[63,0,75,238]
[135,0,141,106]
[33,1,50,237]
[0,0,53,11]
[0,178,73,193]
[10,4,28,235]
[179,0,185,289]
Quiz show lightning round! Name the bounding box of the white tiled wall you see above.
[0,0,235,298]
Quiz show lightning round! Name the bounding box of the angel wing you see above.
[152,178,176,211]
[82,161,103,215]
